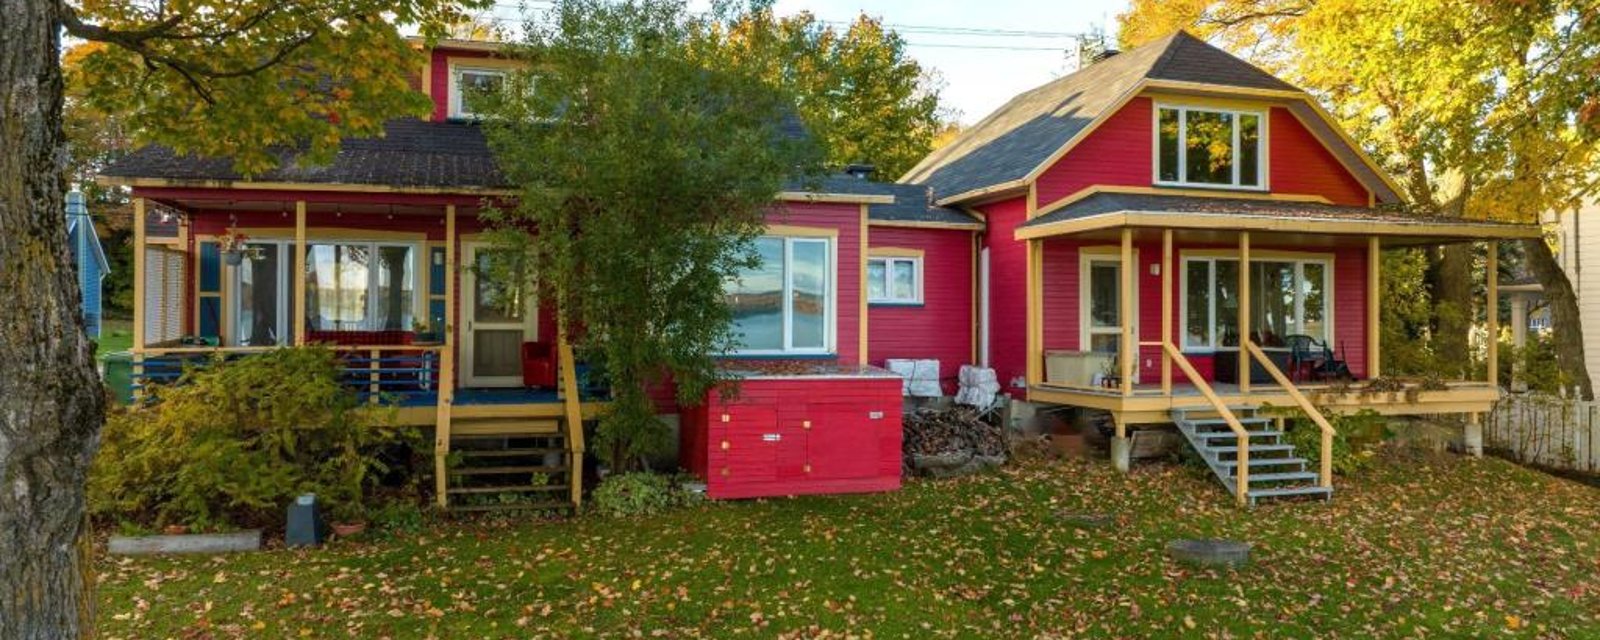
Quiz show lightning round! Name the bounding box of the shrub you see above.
[591,472,701,518]
[1279,409,1388,475]
[89,347,420,530]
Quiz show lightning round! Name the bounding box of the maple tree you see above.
[1119,0,1600,394]
[0,1,486,637]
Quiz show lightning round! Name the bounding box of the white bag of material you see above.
[887,358,942,397]
[956,364,1000,408]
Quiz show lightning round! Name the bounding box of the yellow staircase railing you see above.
[1163,343,1252,506]
[1243,340,1336,489]
[557,333,586,508]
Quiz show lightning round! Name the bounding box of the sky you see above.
[482,0,1135,125]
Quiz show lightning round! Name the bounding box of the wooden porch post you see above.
[1120,228,1134,397]
[1367,236,1381,379]
[292,201,307,345]
[132,198,146,397]
[1487,241,1499,387]
[1025,239,1042,388]
[434,205,457,508]
[1161,228,1172,395]
[1238,231,1251,394]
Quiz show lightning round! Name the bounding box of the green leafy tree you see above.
[1119,1,1600,395]
[725,10,948,178]
[1,1,485,636]
[478,0,824,471]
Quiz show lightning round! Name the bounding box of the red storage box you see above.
[681,366,902,500]
[521,341,556,388]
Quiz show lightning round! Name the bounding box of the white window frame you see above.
[1079,251,1139,376]
[1153,103,1269,190]
[228,240,292,347]
[1179,255,1333,352]
[867,255,923,304]
[728,235,836,356]
[449,65,507,119]
[304,240,424,332]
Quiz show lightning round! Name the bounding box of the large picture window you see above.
[1157,105,1264,189]
[725,236,833,354]
[304,242,418,332]
[1182,256,1328,350]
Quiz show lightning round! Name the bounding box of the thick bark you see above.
[1523,236,1595,399]
[1,1,108,638]
[1432,243,1475,378]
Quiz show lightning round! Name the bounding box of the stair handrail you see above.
[1162,342,1251,505]
[556,332,586,508]
[1243,340,1336,489]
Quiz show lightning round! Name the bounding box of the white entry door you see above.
[461,244,537,387]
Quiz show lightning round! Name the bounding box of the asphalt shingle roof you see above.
[899,31,1309,201]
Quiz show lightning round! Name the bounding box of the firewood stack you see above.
[902,406,1007,477]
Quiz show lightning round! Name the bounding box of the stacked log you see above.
[903,406,1007,477]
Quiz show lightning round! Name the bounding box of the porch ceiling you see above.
[143,195,481,219]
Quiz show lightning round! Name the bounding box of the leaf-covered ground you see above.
[96,452,1600,638]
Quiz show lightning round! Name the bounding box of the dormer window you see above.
[450,66,506,119]
[1156,105,1265,189]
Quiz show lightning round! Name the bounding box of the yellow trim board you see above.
[858,203,870,366]
[1036,185,1334,219]
[765,223,840,238]
[100,175,516,196]
[868,247,925,259]
[1013,211,1543,241]
[778,191,895,205]
[867,220,983,231]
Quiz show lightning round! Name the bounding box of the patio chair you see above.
[1284,334,1327,382]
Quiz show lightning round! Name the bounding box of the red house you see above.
[102,32,1533,508]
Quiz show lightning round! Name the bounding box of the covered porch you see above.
[1014,193,1541,504]
[122,187,605,508]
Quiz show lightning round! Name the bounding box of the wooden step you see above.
[450,417,561,436]
[457,447,567,458]
[1215,457,1308,469]
[449,501,573,513]
[1193,430,1281,440]
[1247,485,1332,501]
[450,465,567,476]
[1248,471,1321,483]
[1206,444,1296,455]
[1182,417,1274,428]
[446,484,568,495]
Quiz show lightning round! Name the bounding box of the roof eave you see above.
[1015,209,1543,242]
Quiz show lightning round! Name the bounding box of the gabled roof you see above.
[900,31,1401,205]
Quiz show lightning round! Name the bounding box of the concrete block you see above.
[108,530,262,555]
[1111,436,1132,473]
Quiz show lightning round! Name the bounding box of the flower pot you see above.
[223,250,245,266]
[162,524,189,535]
[331,522,367,537]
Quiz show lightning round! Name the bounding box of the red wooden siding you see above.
[765,201,864,366]
[977,196,1030,390]
[681,376,902,499]
[1037,239,1371,385]
[1268,108,1370,206]
[1035,97,1155,205]
[867,226,974,393]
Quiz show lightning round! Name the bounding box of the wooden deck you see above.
[1029,379,1502,425]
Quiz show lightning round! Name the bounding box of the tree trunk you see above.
[1523,236,1594,400]
[1,2,108,638]
[1432,243,1475,378]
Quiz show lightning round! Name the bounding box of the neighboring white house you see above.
[1508,197,1600,389]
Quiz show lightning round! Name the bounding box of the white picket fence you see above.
[1486,394,1600,473]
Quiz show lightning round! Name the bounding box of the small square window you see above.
[451,67,506,118]
[868,256,921,304]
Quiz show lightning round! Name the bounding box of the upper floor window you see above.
[450,66,506,119]
[1156,105,1265,189]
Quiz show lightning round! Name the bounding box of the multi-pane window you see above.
[451,67,506,118]
[1157,105,1264,188]
[867,256,921,304]
[1182,257,1328,350]
[304,243,417,332]
[726,236,833,354]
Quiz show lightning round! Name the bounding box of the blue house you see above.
[66,191,110,338]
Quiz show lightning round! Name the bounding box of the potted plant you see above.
[412,319,441,345]
[217,230,259,266]
[329,503,368,538]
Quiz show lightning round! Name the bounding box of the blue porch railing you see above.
[131,345,443,407]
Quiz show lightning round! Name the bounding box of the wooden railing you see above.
[132,345,443,407]
[1243,340,1336,489]
[1163,342,1251,506]
[557,332,585,507]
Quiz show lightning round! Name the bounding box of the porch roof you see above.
[1013,192,1541,243]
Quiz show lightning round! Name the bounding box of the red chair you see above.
[522,341,556,389]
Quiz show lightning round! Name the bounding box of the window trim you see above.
[867,251,923,305]
[449,64,507,119]
[303,240,424,332]
[1178,252,1334,353]
[1152,103,1270,191]
[1078,248,1139,375]
[228,240,292,347]
[727,234,837,357]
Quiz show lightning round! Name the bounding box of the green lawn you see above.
[95,453,1600,639]
[96,318,133,361]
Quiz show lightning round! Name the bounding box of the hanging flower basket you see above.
[218,230,260,265]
